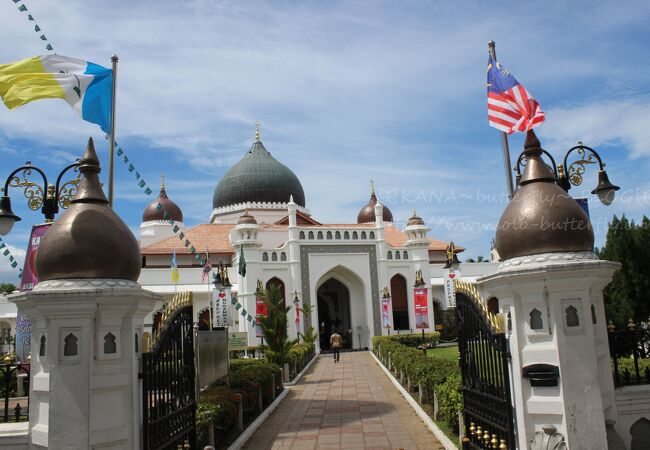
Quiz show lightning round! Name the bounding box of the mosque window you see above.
[529,308,543,330]
[272,252,278,261]
[591,304,597,324]
[403,251,408,259]
[104,332,117,354]
[317,231,323,239]
[135,333,139,353]
[566,305,579,327]
[361,231,367,239]
[281,252,287,261]
[263,252,269,262]
[64,333,78,357]
[308,231,314,240]
[39,335,46,357]
[344,231,350,239]
[327,231,333,239]
[299,231,305,239]
[395,251,401,260]
[387,251,393,260]
[369,231,375,239]
[335,231,341,239]
[353,231,358,239]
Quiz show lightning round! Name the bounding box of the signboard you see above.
[16,224,50,362]
[443,268,458,308]
[212,286,231,328]
[414,287,429,329]
[255,293,268,338]
[196,330,228,390]
[381,297,391,328]
[228,331,248,351]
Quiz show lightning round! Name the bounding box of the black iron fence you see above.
[608,319,650,387]
[0,362,29,422]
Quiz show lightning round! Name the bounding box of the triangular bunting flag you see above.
[28,14,34,20]
[46,44,53,51]
[18,4,27,11]
[40,35,47,40]
[35,25,40,32]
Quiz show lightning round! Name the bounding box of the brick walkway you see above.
[242,351,445,450]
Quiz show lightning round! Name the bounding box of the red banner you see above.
[414,287,429,329]
[382,297,391,329]
[19,223,51,292]
[255,294,268,338]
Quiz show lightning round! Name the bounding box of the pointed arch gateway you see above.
[390,274,410,330]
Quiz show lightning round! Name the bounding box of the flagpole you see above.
[108,54,118,208]
[488,41,515,198]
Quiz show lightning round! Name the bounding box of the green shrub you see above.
[288,342,314,373]
[373,335,461,433]
[382,332,440,348]
[229,359,282,401]
[196,396,236,448]
[615,356,650,379]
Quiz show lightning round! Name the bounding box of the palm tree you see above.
[257,284,297,366]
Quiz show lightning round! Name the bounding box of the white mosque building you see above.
[137,130,498,350]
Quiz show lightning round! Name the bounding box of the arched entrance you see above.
[317,278,352,350]
[391,274,410,330]
[266,277,286,302]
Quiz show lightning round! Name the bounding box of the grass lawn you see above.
[426,345,459,362]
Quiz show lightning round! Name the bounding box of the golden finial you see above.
[255,121,261,142]
[499,439,507,449]
[161,174,165,190]
[370,179,375,196]
[627,318,636,330]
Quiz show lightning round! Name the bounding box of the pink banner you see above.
[19,224,51,292]
[414,287,429,329]
[382,297,391,328]
[255,294,268,338]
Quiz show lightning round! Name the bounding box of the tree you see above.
[297,302,318,345]
[0,283,16,295]
[596,215,650,328]
[257,284,297,366]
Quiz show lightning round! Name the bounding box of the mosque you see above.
[137,128,497,350]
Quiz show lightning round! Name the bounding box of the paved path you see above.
[242,352,445,450]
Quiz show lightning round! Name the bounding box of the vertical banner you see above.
[16,224,51,362]
[381,297,391,328]
[212,286,231,328]
[443,268,458,308]
[414,287,429,329]
[255,293,268,338]
[295,304,301,329]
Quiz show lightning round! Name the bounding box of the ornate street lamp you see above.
[514,141,619,206]
[0,160,81,235]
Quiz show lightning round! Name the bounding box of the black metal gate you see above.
[142,293,196,450]
[456,281,516,450]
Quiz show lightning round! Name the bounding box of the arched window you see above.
[361,231,367,239]
[308,231,314,240]
[104,332,117,354]
[263,252,269,262]
[326,231,333,240]
[317,231,323,239]
[280,252,287,261]
[299,231,305,239]
[391,274,410,330]
[566,305,579,327]
[487,297,499,315]
[272,252,278,261]
[387,251,393,260]
[395,251,401,260]
[39,335,46,357]
[335,231,341,239]
[64,333,78,357]
[530,308,543,330]
[135,333,139,353]
[266,277,286,302]
[344,231,350,239]
[403,251,408,259]
[353,231,358,239]
[369,231,375,239]
[591,304,597,324]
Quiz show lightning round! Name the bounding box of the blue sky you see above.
[2,0,650,282]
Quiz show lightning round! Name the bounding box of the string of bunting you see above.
[0,236,23,279]
[230,291,255,328]
[11,0,55,52]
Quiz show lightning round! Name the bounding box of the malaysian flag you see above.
[201,249,213,283]
[487,55,545,134]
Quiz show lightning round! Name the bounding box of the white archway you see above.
[313,265,370,350]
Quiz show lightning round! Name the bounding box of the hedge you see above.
[288,342,315,374]
[373,334,462,433]
[229,358,283,401]
[387,332,440,348]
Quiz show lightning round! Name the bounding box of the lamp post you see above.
[293,290,300,340]
[443,242,461,270]
[513,141,619,206]
[0,160,81,236]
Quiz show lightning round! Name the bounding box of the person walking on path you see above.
[330,329,342,362]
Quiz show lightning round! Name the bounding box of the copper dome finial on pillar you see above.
[357,180,393,223]
[370,179,376,197]
[495,130,594,260]
[35,138,142,281]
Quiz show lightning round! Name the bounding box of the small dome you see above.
[407,210,425,226]
[36,138,141,281]
[237,210,257,225]
[213,136,305,209]
[357,181,393,223]
[495,131,594,260]
[142,179,183,222]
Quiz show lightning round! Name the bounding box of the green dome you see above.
[213,140,305,209]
